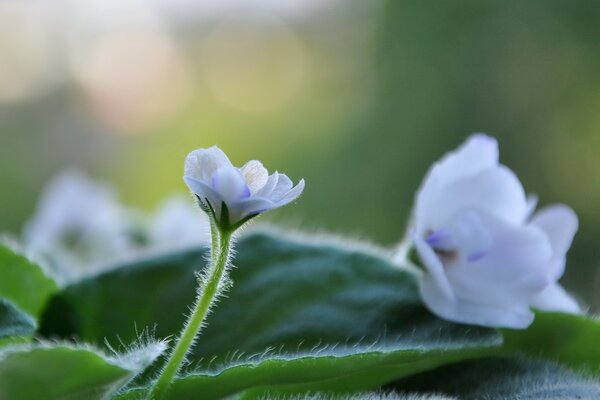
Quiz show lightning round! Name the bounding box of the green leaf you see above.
[0,335,167,400]
[250,392,454,400]
[501,311,600,377]
[0,244,57,319]
[134,345,493,400]
[0,298,36,339]
[41,231,500,398]
[0,345,132,400]
[390,356,600,399]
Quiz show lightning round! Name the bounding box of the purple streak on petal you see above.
[467,250,488,262]
[240,184,251,199]
[211,173,218,191]
[425,229,450,247]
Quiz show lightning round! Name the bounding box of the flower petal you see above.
[525,194,539,219]
[269,173,294,201]
[184,146,233,182]
[232,179,304,221]
[438,210,493,263]
[254,173,279,198]
[446,209,552,306]
[423,165,528,230]
[416,134,499,226]
[425,134,499,189]
[240,160,269,194]
[276,178,305,206]
[531,283,581,314]
[232,197,276,220]
[419,274,535,329]
[531,205,578,259]
[211,167,251,206]
[413,234,455,300]
[183,176,224,216]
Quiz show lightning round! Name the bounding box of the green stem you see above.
[209,215,220,261]
[148,227,232,400]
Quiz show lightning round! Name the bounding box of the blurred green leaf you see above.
[502,312,600,377]
[0,345,132,400]
[0,298,35,339]
[0,244,57,320]
[390,356,600,399]
[42,231,500,398]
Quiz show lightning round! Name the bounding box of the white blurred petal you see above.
[531,283,581,314]
[23,169,143,283]
[531,205,578,259]
[409,134,578,329]
[413,235,455,300]
[416,134,498,225]
[424,134,499,189]
[434,210,493,262]
[525,194,539,219]
[420,274,535,329]
[423,166,528,230]
[447,210,552,306]
[150,196,210,249]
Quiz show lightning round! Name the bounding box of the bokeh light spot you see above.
[199,12,306,113]
[74,30,192,134]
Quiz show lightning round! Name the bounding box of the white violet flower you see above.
[183,146,305,229]
[149,195,211,250]
[23,170,142,282]
[406,134,580,329]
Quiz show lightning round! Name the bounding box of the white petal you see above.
[150,196,211,248]
[525,194,539,219]
[426,134,499,188]
[420,274,534,329]
[436,210,493,262]
[531,205,578,259]
[531,283,581,314]
[210,167,250,203]
[276,178,305,206]
[232,179,304,221]
[183,176,224,216]
[184,146,233,182]
[446,210,552,306]
[254,173,279,197]
[413,235,455,300]
[24,169,120,248]
[416,134,498,227]
[269,173,293,201]
[240,160,269,194]
[232,197,276,220]
[423,166,528,230]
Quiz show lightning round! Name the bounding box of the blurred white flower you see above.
[184,146,304,229]
[149,195,211,250]
[23,170,142,283]
[406,134,580,329]
[23,170,221,283]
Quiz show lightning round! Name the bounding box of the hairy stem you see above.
[148,226,232,400]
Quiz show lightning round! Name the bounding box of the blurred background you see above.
[1,1,599,307]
